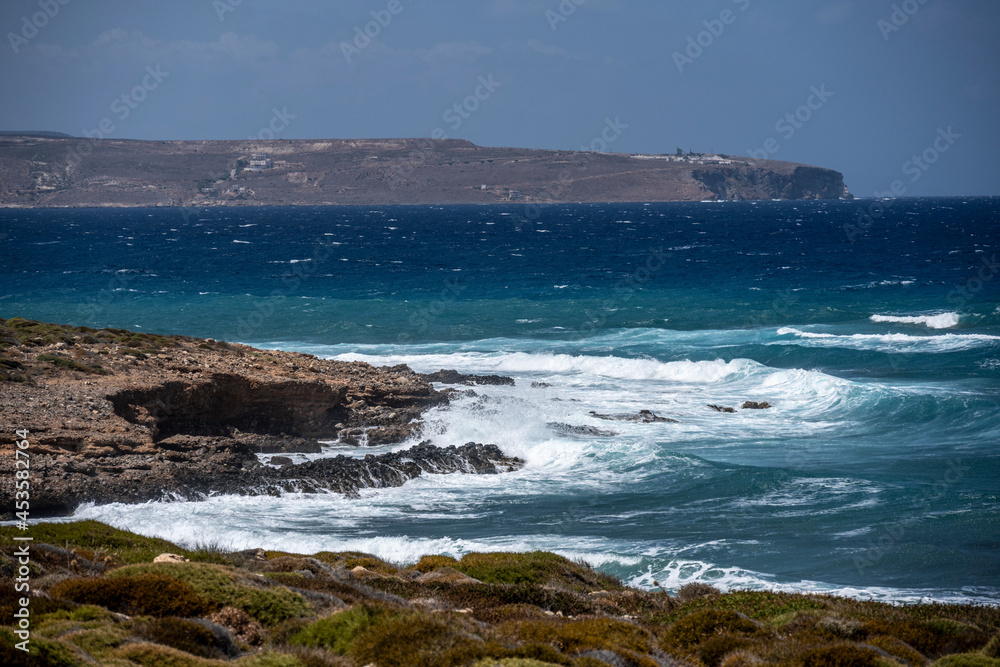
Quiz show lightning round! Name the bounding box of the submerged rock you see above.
[742,401,773,410]
[708,405,737,414]
[548,422,618,437]
[589,410,679,424]
[420,369,516,386]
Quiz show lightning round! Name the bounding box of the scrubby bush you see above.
[931,655,1000,667]
[697,633,755,667]
[348,611,487,667]
[0,583,77,624]
[49,574,210,617]
[108,562,310,626]
[0,628,84,667]
[985,634,1000,658]
[502,617,654,656]
[290,604,397,655]
[662,609,763,651]
[139,617,224,659]
[677,582,722,601]
[795,642,889,667]
[211,605,264,646]
[866,634,927,666]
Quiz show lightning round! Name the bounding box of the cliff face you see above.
[0,318,522,514]
[0,135,851,206]
[693,164,852,201]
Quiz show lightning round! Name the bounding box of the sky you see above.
[1,0,998,197]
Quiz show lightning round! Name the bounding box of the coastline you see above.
[0,317,521,516]
[1,520,999,666]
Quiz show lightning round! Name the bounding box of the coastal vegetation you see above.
[2,521,999,666]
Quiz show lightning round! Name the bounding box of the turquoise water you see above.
[3,198,999,602]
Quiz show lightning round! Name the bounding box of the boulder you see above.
[153,553,189,563]
[415,567,483,585]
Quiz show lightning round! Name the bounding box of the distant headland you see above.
[0,135,851,208]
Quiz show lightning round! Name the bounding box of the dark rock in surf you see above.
[548,422,618,437]
[708,405,737,414]
[741,401,772,410]
[589,410,679,424]
[420,369,515,386]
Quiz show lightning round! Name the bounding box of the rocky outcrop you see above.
[693,164,851,200]
[420,369,516,386]
[0,318,522,515]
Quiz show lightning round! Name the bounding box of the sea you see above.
[2,197,999,605]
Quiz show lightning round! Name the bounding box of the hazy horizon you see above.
[2,0,998,197]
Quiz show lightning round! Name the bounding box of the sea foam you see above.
[870,312,960,329]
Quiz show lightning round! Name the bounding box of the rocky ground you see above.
[0,317,522,516]
[1,521,999,667]
[0,136,851,208]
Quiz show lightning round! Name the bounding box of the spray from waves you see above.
[64,498,999,605]
[625,558,1000,606]
[870,312,960,329]
[334,350,758,383]
[776,327,1000,353]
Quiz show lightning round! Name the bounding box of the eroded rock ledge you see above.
[0,318,523,515]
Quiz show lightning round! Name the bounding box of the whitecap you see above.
[870,313,960,329]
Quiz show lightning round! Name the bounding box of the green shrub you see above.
[677,582,722,601]
[0,583,77,624]
[985,634,1000,658]
[0,521,188,565]
[61,626,129,660]
[290,604,397,655]
[49,574,210,617]
[0,628,84,667]
[348,611,487,667]
[114,641,225,666]
[413,555,461,572]
[662,609,762,650]
[697,633,755,667]
[108,563,310,626]
[140,617,222,659]
[35,354,106,374]
[503,617,654,655]
[931,655,1000,667]
[795,643,889,667]
[471,660,564,667]
[866,634,927,666]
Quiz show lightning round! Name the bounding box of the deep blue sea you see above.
[3,198,999,604]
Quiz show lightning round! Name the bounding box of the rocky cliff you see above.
[693,164,852,200]
[0,135,851,207]
[0,318,522,515]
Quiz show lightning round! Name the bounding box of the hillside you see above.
[0,136,851,208]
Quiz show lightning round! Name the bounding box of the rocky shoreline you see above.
[0,318,523,516]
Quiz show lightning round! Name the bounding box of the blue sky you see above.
[1,0,997,196]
